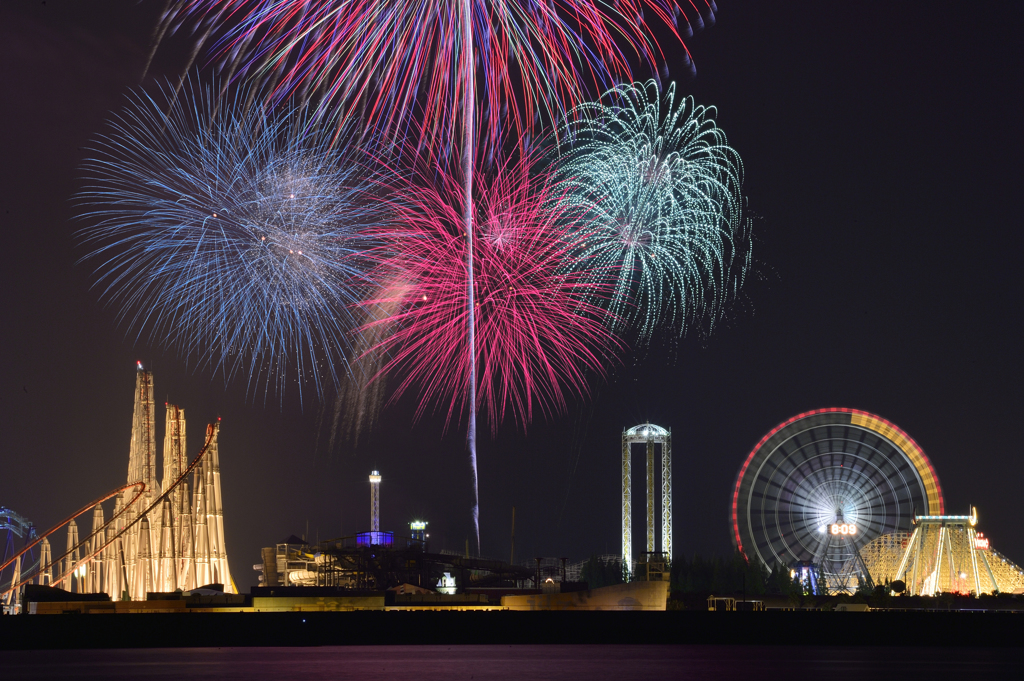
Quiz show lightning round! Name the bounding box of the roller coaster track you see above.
[0,423,216,600]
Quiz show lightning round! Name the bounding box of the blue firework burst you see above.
[77,80,384,398]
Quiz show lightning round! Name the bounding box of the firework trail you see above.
[555,80,749,340]
[329,283,408,453]
[157,0,716,554]
[363,155,620,432]
[76,80,385,401]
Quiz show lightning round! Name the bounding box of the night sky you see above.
[2,1,1021,590]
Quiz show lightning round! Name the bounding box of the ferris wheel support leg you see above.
[810,530,830,570]
[815,534,834,595]
[853,544,874,591]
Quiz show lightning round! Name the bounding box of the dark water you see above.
[2,645,1020,680]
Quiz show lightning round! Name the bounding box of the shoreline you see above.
[3,610,1023,650]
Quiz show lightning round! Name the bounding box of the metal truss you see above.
[858,509,1024,596]
[622,424,671,576]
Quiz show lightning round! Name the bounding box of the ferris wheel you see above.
[731,408,944,592]
[2,508,36,567]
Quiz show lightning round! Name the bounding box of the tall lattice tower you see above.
[622,424,672,576]
[369,470,382,533]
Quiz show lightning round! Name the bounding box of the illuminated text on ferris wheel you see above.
[830,523,857,535]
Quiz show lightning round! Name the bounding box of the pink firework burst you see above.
[364,157,620,430]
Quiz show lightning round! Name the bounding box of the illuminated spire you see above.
[369,471,382,533]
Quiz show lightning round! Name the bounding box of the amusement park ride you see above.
[0,365,234,613]
[621,424,672,577]
[731,408,1024,596]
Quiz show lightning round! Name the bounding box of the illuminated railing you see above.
[356,531,393,547]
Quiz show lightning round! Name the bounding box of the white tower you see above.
[622,424,672,576]
[369,470,382,533]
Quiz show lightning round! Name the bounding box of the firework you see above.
[363,156,619,430]
[158,1,716,156]
[154,0,716,554]
[76,80,384,399]
[555,80,748,340]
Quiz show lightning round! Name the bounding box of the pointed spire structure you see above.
[177,479,195,591]
[193,461,211,588]
[61,520,80,592]
[128,365,159,495]
[157,499,174,592]
[102,521,118,599]
[75,366,237,599]
[88,504,104,594]
[162,406,186,498]
[161,404,187,593]
[204,422,233,590]
[37,537,52,586]
[132,516,153,600]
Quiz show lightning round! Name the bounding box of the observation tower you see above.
[355,470,392,547]
[731,408,943,594]
[370,470,381,533]
[622,424,672,576]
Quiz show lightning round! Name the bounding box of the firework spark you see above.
[363,156,619,430]
[76,80,384,399]
[555,80,749,340]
